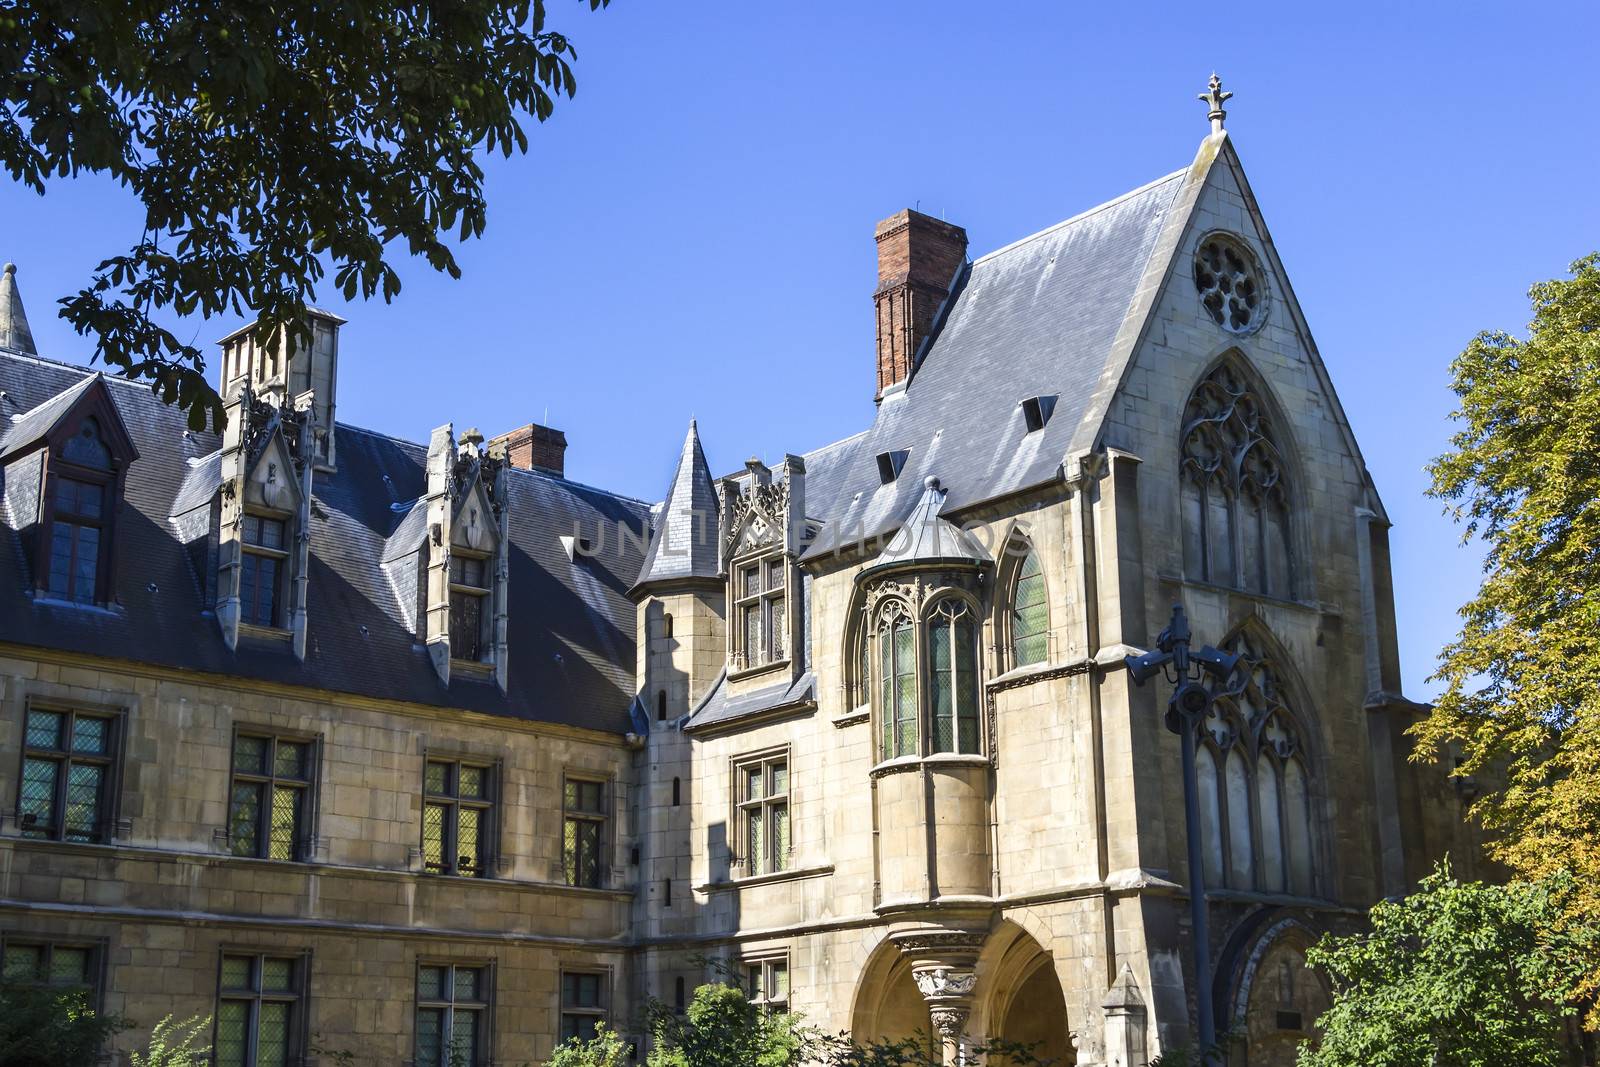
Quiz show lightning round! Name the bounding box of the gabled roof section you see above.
[802,164,1193,560]
[0,370,139,464]
[0,262,36,355]
[634,418,721,591]
[861,476,989,577]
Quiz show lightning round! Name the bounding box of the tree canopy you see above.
[1296,864,1591,1067]
[0,0,607,429]
[1417,252,1600,1023]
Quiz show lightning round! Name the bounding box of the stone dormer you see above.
[217,309,343,471]
[423,425,510,689]
[216,381,314,657]
[721,453,809,689]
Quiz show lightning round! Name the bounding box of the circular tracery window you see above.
[1194,235,1264,333]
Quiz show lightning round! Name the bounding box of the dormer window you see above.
[240,515,288,627]
[47,477,107,603]
[1020,394,1057,433]
[449,552,491,662]
[734,553,787,670]
[876,449,909,484]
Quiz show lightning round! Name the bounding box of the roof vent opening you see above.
[1020,394,1058,434]
[876,449,910,485]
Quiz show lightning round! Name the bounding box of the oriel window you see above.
[415,962,490,1067]
[17,706,117,842]
[927,599,981,754]
[228,733,314,861]
[214,953,304,1067]
[423,759,494,877]
[877,603,917,759]
[562,778,607,888]
[240,514,288,628]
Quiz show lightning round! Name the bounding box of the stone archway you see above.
[974,922,1076,1065]
[1229,920,1332,1067]
[851,938,935,1047]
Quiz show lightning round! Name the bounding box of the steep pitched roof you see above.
[0,262,36,356]
[0,348,650,734]
[861,476,989,576]
[634,419,721,590]
[802,165,1193,559]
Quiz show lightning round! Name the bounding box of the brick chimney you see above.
[873,209,967,400]
[490,423,567,477]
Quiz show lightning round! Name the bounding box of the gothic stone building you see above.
[0,98,1472,1066]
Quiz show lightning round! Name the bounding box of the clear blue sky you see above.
[4,1,1597,698]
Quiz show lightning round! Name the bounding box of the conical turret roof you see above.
[634,419,722,591]
[0,262,37,355]
[861,476,989,576]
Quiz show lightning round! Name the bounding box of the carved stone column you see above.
[892,929,984,1066]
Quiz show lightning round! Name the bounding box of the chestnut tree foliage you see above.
[0,0,607,429]
[1418,253,1600,1023]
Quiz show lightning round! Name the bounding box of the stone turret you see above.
[0,262,37,355]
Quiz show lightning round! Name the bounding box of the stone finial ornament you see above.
[1199,73,1233,135]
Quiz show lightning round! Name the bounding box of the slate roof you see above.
[802,168,1190,559]
[683,667,816,734]
[0,348,650,734]
[0,372,102,460]
[634,419,721,590]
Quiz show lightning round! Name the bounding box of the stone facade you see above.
[0,91,1480,1066]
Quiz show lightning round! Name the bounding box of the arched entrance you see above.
[1226,919,1332,1067]
[851,939,934,1046]
[975,922,1075,1065]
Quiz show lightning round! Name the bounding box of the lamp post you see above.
[1125,603,1242,1062]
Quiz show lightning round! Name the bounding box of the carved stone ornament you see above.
[928,1005,970,1040]
[914,967,977,999]
[892,932,985,955]
[726,479,789,553]
[238,382,308,474]
[449,448,505,517]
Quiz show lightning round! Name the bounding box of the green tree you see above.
[545,1021,630,1067]
[0,0,608,429]
[1418,252,1600,1023]
[644,983,811,1067]
[1296,863,1592,1067]
[0,983,129,1067]
[127,1015,210,1067]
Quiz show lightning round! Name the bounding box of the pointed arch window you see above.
[877,602,917,759]
[1008,548,1048,668]
[928,598,980,754]
[1180,361,1293,598]
[1194,637,1317,897]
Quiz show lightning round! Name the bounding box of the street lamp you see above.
[1125,603,1241,1061]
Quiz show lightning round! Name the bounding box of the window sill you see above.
[239,622,293,646]
[869,752,989,779]
[696,862,833,894]
[450,659,495,681]
[28,594,121,616]
[987,659,1084,689]
[728,658,791,684]
[831,704,869,728]
[1155,573,1332,615]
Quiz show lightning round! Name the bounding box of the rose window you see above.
[1194,236,1264,333]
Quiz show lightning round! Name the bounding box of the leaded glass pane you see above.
[234,735,268,775]
[70,714,108,755]
[956,618,979,753]
[746,766,764,802]
[457,766,483,799]
[453,966,481,1003]
[893,620,916,756]
[48,946,89,985]
[221,955,253,990]
[417,965,446,1001]
[261,958,293,993]
[48,521,75,596]
[769,596,786,660]
[25,710,63,750]
[415,1006,445,1067]
[1011,552,1048,666]
[63,762,104,841]
[2,944,42,982]
[451,1008,479,1065]
[1258,758,1285,892]
[770,763,787,796]
[425,762,450,796]
[565,972,601,1008]
[423,804,447,871]
[748,809,765,875]
[741,603,761,662]
[229,782,262,855]
[741,566,760,598]
[930,616,953,753]
[20,758,57,835]
[273,740,308,780]
[257,1000,290,1067]
[268,785,302,860]
[72,526,99,601]
[215,1000,249,1067]
[450,593,484,661]
[770,960,789,1002]
[772,803,789,872]
[456,807,482,875]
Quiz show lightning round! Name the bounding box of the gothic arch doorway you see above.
[851,939,933,1046]
[975,922,1076,1064]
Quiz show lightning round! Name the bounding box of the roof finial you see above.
[0,258,37,355]
[1199,72,1233,135]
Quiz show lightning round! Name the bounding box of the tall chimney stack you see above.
[490,423,567,477]
[873,210,967,400]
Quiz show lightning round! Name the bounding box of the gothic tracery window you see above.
[1193,234,1264,333]
[927,598,980,754]
[877,601,917,759]
[870,593,985,762]
[1008,547,1048,668]
[1181,360,1293,599]
[1194,635,1316,897]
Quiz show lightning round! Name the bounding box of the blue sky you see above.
[3,1,1597,698]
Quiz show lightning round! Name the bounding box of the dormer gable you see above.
[722,454,808,686]
[423,425,510,690]
[243,429,305,515]
[450,476,500,556]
